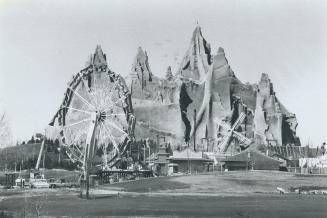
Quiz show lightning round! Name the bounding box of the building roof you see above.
[168,148,208,160]
[224,150,279,163]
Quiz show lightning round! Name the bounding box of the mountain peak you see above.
[192,25,202,38]
[177,26,212,83]
[260,73,270,82]
[258,73,274,96]
[217,47,225,54]
[86,45,107,68]
[129,47,153,87]
[93,45,107,67]
[165,66,173,81]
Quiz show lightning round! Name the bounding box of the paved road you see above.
[1,193,327,217]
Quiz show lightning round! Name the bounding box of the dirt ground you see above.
[1,171,327,217]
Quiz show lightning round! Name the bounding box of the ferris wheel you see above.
[49,46,135,173]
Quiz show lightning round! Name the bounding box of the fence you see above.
[288,167,327,174]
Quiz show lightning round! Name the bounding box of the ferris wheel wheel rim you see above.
[57,68,133,167]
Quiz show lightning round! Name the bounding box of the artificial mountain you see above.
[126,26,300,152]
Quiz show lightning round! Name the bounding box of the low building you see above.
[154,146,170,175]
[223,150,280,171]
[299,155,327,174]
[168,148,213,174]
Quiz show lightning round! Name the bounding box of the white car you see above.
[30,178,50,188]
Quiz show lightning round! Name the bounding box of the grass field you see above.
[106,171,327,195]
[1,170,327,217]
[2,193,327,218]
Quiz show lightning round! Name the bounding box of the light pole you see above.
[146,138,150,164]
[58,147,61,165]
[247,151,251,171]
[143,143,151,165]
[193,109,196,151]
[143,143,146,165]
[187,141,191,174]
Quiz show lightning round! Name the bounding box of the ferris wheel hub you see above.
[96,111,106,122]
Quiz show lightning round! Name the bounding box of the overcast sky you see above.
[1,0,326,146]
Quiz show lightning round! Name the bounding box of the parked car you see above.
[30,178,49,188]
[49,178,78,188]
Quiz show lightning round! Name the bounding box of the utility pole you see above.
[187,141,190,174]
[194,109,196,151]
[247,151,251,172]
[137,142,140,162]
[148,147,151,164]
[58,147,61,164]
[156,134,159,152]
[42,142,46,169]
[129,139,132,155]
[143,143,146,165]
[146,138,150,165]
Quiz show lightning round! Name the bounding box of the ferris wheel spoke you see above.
[68,132,84,155]
[104,81,118,97]
[90,91,99,108]
[93,89,103,107]
[72,144,83,155]
[63,126,75,144]
[100,83,120,108]
[102,124,119,152]
[63,118,92,128]
[65,150,74,161]
[113,96,125,105]
[101,122,119,153]
[68,146,79,158]
[101,97,124,113]
[65,128,84,156]
[103,104,119,113]
[62,106,92,115]
[66,146,82,163]
[100,89,108,108]
[101,82,120,107]
[62,128,72,147]
[116,134,127,143]
[105,113,125,117]
[99,128,111,145]
[80,76,98,108]
[104,120,128,136]
[68,86,96,110]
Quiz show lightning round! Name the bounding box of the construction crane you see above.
[35,138,46,170]
[29,136,50,188]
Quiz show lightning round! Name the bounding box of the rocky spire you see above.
[177,26,212,83]
[130,47,153,88]
[93,45,107,66]
[86,45,107,69]
[165,66,173,81]
[211,47,236,81]
[258,73,274,96]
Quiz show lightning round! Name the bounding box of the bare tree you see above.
[0,106,12,148]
